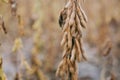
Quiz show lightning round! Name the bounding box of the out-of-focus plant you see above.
[0,15,7,34]
[30,21,47,80]
[1,0,17,16]
[12,38,23,80]
[12,38,23,53]
[1,0,9,3]
[17,15,25,36]
[0,56,7,80]
[14,72,21,80]
[9,0,17,16]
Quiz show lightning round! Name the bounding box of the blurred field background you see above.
[0,0,120,80]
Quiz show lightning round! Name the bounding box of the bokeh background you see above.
[0,0,120,80]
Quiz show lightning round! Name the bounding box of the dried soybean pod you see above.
[79,4,88,22]
[75,39,82,62]
[69,2,75,26]
[78,38,87,61]
[61,31,67,47]
[75,13,82,34]
[62,48,68,58]
[76,5,86,28]
[71,45,76,62]
[59,8,67,28]
[69,11,75,26]
[81,18,87,28]
[67,26,72,49]
[76,3,83,20]
[62,19,69,32]
[65,0,73,9]
[56,60,64,76]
